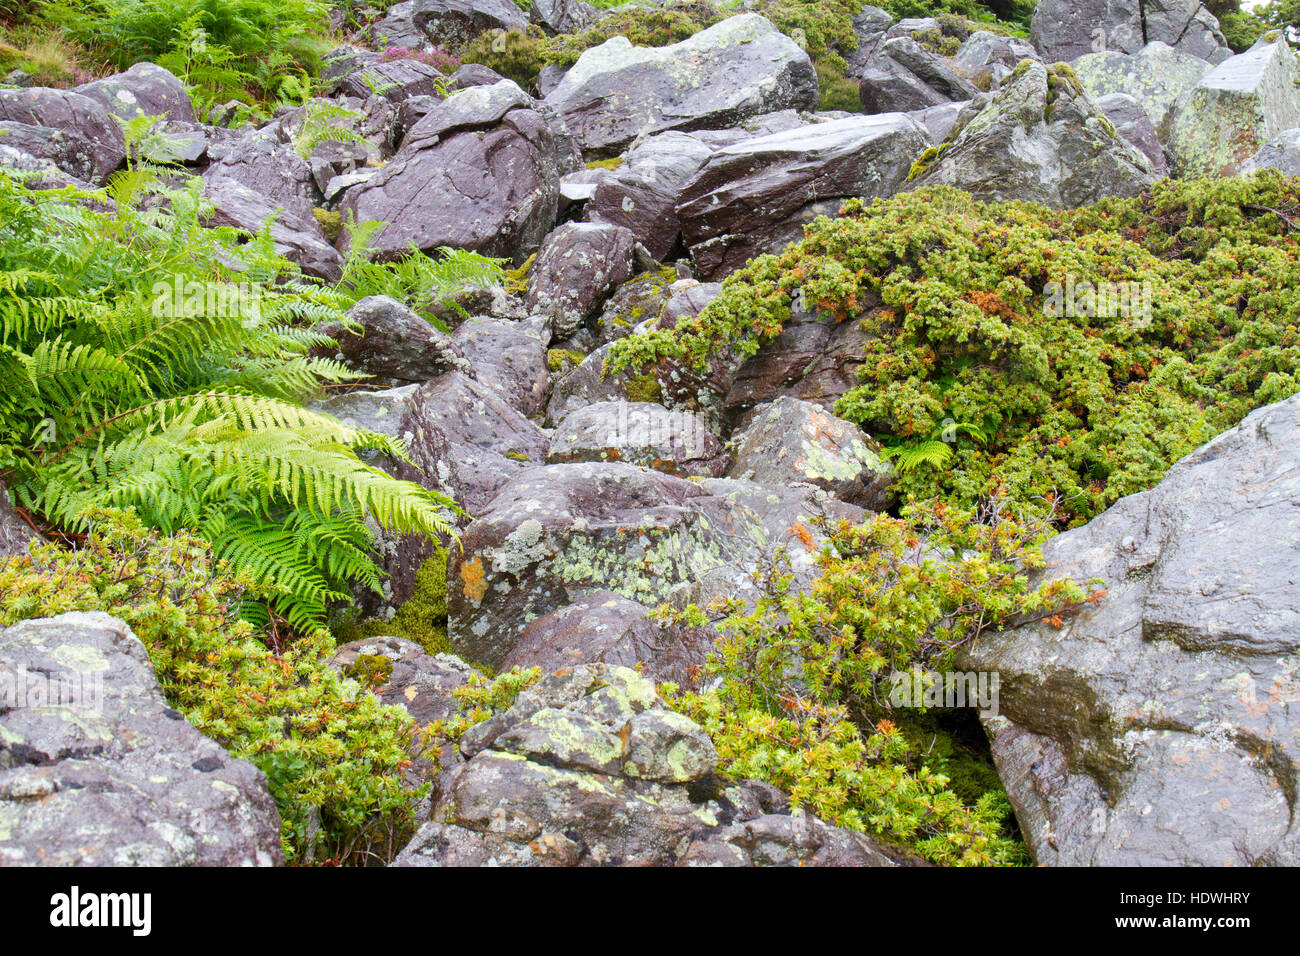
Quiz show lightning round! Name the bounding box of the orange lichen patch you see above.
[790,522,817,552]
[460,555,488,603]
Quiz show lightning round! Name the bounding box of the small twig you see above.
[1244,204,1300,232]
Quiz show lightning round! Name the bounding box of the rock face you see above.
[339,82,578,262]
[0,88,125,183]
[677,113,929,279]
[203,126,320,222]
[729,398,893,510]
[953,30,1041,89]
[524,222,636,336]
[1072,41,1211,130]
[392,0,528,49]
[0,612,282,866]
[1163,39,1300,178]
[447,463,862,669]
[392,664,901,866]
[543,15,818,154]
[1030,0,1231,66]
[74,62,195,124]
[548,401,729,477]
[316,295,466,384]
[908,61,1156,208]
[1242,127,1300,175]
[964,395,1300,866]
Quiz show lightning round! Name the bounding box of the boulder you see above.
[524,221,636,337]
[337,94,575,262]
[203,126,320,221]
[547,401,729,477]
[315,295,466,384]
[399,371,551,515]
[447,462,862,669]
[0,612,282,866]
[677,113,929,279]
[0,120,109,184]
[499,591,714,685]
[729,397,893,510]
[334,58,449,106]
[584,131,714,260]
[530,0,597,34]
[963,394,1300,866]
[1094,92,1168,175]
[545,341,661,426]
[1162,39,1300,178]
[1241,127,1300,175]
[331,636,473,726]
[406,0,529,49]
[843,5,893,79]
[74,62,195,124]
[1072,41,1211,129]
[392,664,901,866]
[0,88,125,183]
[543,15,818,154]
[908,61,1157,207]
[202,177,343,281]
[953,31,1041,88]
[452,315,551,417]
[1030,0,1231,66]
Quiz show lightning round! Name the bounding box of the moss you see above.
[345,653,395,687]
[503,252,535,294]
[547,348,586,372]
[815,57,862,113]
[312,207,341,242]
[585,157,623,171]
[341,550,452,656]
[503,450,532,461]
[624,371,663,405]
[906,144,947,182]
[1050,61,1083,97]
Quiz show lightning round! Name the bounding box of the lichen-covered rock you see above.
[334,58,449,106]
[1030,0,1230,66]
[548,401,728,477]
[0,612,282,866]
[0,121,108,187]
[499,590,714,685]
[953,30,1041,89]
[392,664,901,866]
[908,60,1156,207]
[447,463,860,669]
[1241,127,1300,175]
[963,394,1300,866]
[74,62,195,124]
[0,87,125,184]
[338,89,577,262]
[524,222,636,337]
[584,131,713,261]
[677,112,929,279]
[1072,41,1211,129]
[729,397,893,510]
[331,636,473,725]
[1162,39,1300,178]
[452,314,551,417]
[677,813,903,866]
[315,295,466,385]
[530,0,596,34]
[543,15,818,154]
[545,341,655,426]
[386,0,528,50]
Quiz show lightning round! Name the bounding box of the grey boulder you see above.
[0,612,282,866]
[543,15,818,154]
[524,221,636,337]
[0,88,125,183]
[964,394,1300,866]
[547,400,729,477]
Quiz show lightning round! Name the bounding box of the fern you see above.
[882,422,988,475]
[291,100,367,161]
[0,161,459,629]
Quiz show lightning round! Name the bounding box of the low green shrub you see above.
[0,509,426,865]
